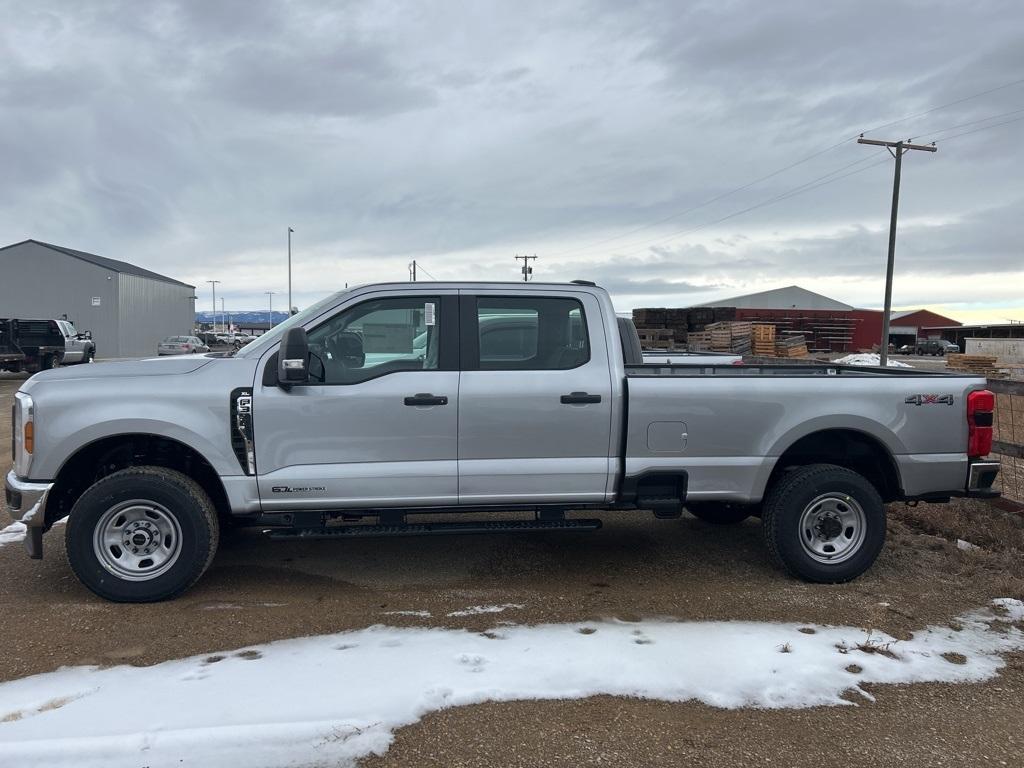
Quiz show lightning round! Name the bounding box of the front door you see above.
[457,290,614,505]
[59,321,86,363]
[253,291,459,510]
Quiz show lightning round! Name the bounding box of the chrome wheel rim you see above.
[93,500,182,581]
[798,493,867,564]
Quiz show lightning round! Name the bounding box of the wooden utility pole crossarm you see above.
[858,135,937,366]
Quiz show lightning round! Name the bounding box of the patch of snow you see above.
[446,603,524,617]
[384,610,433,618]
[957,539,982,552]
[835,353,912,368]
[0,522,26,546]
[1,600,1021,768]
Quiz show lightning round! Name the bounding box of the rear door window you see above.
[473,297,589,370]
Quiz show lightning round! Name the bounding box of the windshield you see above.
[235,290,349,358]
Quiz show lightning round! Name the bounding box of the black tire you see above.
[916,348,923,356]
[761,464,885,583]
[687,501,757,525]
[43,354,60,370]
[66,466,219,602]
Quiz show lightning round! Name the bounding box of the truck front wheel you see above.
[761,464,885,583]
[66,467,219,602]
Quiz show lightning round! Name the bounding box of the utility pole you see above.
[287,227,294,316]
[221,297,227,333]
[858,135,936,366]
[515,254,537,282]
[206,280,220,332]
[265,291,276,328]
[409,260,417,281]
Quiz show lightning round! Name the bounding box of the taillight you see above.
[967,389,994,458]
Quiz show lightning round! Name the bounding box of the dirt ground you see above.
[2,373,1024,767]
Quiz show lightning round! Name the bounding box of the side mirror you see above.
[278,327,309,387]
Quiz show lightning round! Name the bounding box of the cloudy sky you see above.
[3,0,1023,322]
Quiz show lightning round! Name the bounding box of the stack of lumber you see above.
[775,334,809,358]
[636,328,674,349]
[751,324,777,356]
[946,354,1003,377]
[703,321,753,353]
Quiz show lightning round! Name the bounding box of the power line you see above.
[924,113,1024,143]
[542,76,1024,262]
[414,262,438,280]
[569,152,887,260]
[910,106,1024,141]
[542,137,853,259]
[858,76,1024,136]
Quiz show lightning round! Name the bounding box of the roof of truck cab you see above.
[345,281,606,291]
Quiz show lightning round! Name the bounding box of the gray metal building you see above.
[0,240,196,358]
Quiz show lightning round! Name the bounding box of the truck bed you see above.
[622,362,988,504]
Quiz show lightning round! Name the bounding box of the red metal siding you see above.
[893,309,961,330]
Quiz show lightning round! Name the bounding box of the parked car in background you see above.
[916,339,960,356]
[157,335,210,355]
[897,344,916,355]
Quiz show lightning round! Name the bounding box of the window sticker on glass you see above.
[424,302,436,326]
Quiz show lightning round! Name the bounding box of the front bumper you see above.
[4,469,52,559]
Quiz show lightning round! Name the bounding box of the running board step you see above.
[266,518,603,540]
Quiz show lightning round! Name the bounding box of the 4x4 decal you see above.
[905,394,954,406]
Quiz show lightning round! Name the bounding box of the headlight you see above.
[13,391,34,477]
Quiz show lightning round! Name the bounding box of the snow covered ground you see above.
[835,353,912,368]
[0,599,1021,768]
[0,521,26,546]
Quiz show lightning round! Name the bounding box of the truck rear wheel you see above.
[761,464,885,583]
[66,466,219,602]
[686,502,756,525]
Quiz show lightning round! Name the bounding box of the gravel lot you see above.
[2,373,1024,767]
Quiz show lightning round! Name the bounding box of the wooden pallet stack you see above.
[701,321,753,353]
[946,354,1003,377]
[687,330,712,350]
[775,334,809,358]
[635,328,675,349]
[751,324,776,356]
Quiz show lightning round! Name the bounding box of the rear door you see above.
[253,290,460,510]
[457,289,614,504]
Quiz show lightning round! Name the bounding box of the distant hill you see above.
[195,310,289,325]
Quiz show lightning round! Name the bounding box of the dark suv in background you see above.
[916,338,960,356]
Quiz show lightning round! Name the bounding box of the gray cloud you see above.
[0,0,1021,316]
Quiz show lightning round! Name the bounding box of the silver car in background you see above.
[157,335,210,356]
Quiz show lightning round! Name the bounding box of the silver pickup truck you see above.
[6,281,1000,601]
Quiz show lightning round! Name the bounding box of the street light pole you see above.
[206,280,221,332]
[287,228,294,316]
[265,291,276,328]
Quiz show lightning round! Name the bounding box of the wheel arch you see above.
[761,427,903,503]
[48,433,230,529]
